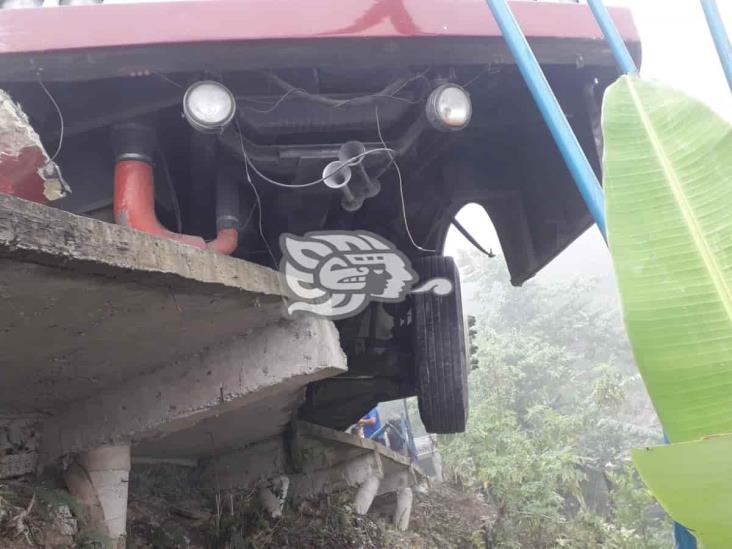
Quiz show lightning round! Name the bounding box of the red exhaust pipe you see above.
[114,160,205,249]
[207,227,239,255]
[113,159,238,254]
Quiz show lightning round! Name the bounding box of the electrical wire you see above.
[384,68,431,99]
[239,201,257,233]
[152,71,186,89]
[37,79,64,161]
[329,69,430,108]
[241,69,431,113]
[239,143,395,189]
[374,105,436,254]
[235,118,279,269]
[238,87,421,113]
[233,117,397,268]
[461,64,499,89]
[153,68,427,111]
[237,87,301,114]
[239,100,437,254]
[246,171,278,270]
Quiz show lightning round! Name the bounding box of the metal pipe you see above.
[484,0,607,237]
[113,160,206,249]
[207,228,239,255]
[587,0,638,75]
[114,160,240,255]
[701,0,732,92]
[210,168,240,255]
[188,131,218,237]
[112,122,238,255]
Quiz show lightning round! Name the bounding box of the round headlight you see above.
[425,84,472,131]
[183,81,236,133]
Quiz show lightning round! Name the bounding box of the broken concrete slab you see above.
[135,387,302,459]
[0,193,290,413]
[0,193,358,541]
[202,437,288,492]
[289,421,415,474]
[287,422,420,502]
[41,316,346,464]
[202,421,424,506]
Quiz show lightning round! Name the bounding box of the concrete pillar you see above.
[353,474,381,515]
[393,487,413,531]
[65,445,130,547]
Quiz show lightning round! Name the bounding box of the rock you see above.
[53,504,78,537]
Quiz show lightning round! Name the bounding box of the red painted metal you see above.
[207,228,239,256]
[113,160,239,255]
[0,147,49,204]
[114,160,206,249]
[0,1,638,56]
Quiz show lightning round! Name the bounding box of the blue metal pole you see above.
[587,0,638,75]
[662,434,698,549]
[701,0,732,92]
[484,0,607,237]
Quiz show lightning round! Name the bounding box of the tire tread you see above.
[411,256,468,433]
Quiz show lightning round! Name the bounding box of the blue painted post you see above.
[674,522,698,549]
[484,0,607,237]
[587,0,638,75]
[701,0,732,92]
[584,4,696,545]
[662,434,698,549]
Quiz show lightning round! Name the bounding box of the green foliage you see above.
[36,487,84,522]
[603,75,732,547]
[631,435,732,548]
[440,252,671,548]
[604,75,732,444]
[74,529,113,549]
[591,365,625,412]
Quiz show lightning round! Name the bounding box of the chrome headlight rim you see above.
[425,83,473,132]
[183,80,237,134]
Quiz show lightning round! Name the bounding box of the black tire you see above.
[411,255,468,433]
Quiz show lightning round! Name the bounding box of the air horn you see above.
[322,141,382,212]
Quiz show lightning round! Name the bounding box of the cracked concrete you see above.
[0,193,289,413]
[41,316,346,463]
[0,194,346,474]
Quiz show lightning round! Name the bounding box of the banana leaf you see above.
[604,75,732,442]
[632,435,732,548]
[603,75,732,547]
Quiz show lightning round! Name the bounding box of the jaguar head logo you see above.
[280,231,451,319]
